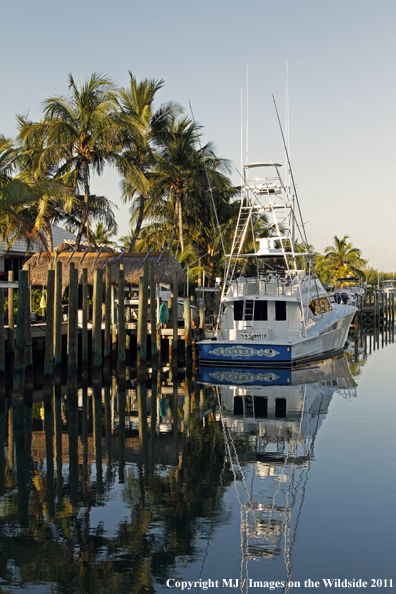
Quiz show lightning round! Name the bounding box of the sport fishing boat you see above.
[198,161,357,367]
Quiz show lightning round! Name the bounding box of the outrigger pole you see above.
[272,95,310,254]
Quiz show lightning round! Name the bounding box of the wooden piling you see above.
[0,289,4,376]
[112,323,117,353]
[44,268,55,378]
[172,272,178,355]
[150,263,157,359]
[7,271,14,356]
[67,264,78,375]
[92,269,103,369]
[54,261,62,368]
[104,263,111,359]
[137,262,149,362]
[184,297,192,361]
[82,268,88,365]
[12,270,29,398]
[118,265,126,364]
[199,298,205,340]
[25,263,33,378]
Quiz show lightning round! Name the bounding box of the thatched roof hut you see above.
[24,251,186,293]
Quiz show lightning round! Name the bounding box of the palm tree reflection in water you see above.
[0,357,354,592]
[0,368,230,591]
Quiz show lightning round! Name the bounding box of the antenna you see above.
[246,64,249,165]
[272,95,309,252]
[285,61,290,189]
[240,86,243,180]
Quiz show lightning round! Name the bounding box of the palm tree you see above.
[15,116,77,251]
[90,222,117,249]
[116,72,179,253]
[0,134,47,250]
[35,73,119,250]
[316,235,366,282]
[60,193,118,246]
[152,116,199,253]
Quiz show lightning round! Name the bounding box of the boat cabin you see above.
[221,272,332,342]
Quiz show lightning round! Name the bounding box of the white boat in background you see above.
[198,161,357,367]
[329,277,365,306]
[381,280,396,296]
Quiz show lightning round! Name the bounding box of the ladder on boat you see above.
[222,192,256,293]
[242,392,255,418]
[242,299,255,331]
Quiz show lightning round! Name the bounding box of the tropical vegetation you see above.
[0,71,395,288]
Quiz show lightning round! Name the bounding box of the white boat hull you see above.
[198,309,356,367]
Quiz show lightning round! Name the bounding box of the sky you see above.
[2,0,396,270]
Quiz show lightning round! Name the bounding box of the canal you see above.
[0,328,394,593]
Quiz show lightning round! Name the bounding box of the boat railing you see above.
[227,275,298,298]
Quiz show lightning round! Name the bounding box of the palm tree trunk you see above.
[128,193,145,253]
[178,196,184,253]
[86,216,91,250]
[44,221,53,252]
[75,160,90,250]
[167,191,180,251]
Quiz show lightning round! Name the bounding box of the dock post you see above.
[184,297,192,362]
[67,264,78,375]
[199,298,205,340]
[44,268,55,378]
[54,261,62,369]
[137,262,148,363]
[7,271,14,356]
[93,269,103,369]
[12,270,29,398]
[82,268,88,365]
[172,272,178,356]
[104,263,111,359]
[150,263,157,359]
[373,291,377,331]
[112,323,117,354]
[0,289,4,376]
[118,265,126,364]
[156,284,162,358]
[25,263,33,380]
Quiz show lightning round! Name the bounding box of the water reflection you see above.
[198,357,356,591]
[0,353,363,592]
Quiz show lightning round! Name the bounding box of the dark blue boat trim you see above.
[198,342,292,363]
[198,366,292,385]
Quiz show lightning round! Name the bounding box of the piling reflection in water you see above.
[0,327,390,592]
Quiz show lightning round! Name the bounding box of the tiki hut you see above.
[24,250,186,293]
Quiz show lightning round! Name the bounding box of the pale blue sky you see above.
[2,0,396,269]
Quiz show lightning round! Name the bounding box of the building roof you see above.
[24,251,186,292]
[0,224,76,256]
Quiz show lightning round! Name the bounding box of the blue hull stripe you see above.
[198,342,291,362]
[198,366,292,386]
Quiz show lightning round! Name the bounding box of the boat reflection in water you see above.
[198,356,356,589]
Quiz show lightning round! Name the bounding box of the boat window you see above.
[309,298,332,316]
[254,300,268,321]
[254,396,268,417]
[275,398,287,418]
[275,301,287,321]
[233,301,243,321]
[234,396,243,415]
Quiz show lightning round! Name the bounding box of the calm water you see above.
[0,330,395,593]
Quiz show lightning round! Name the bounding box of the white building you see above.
[0,224,76,280]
